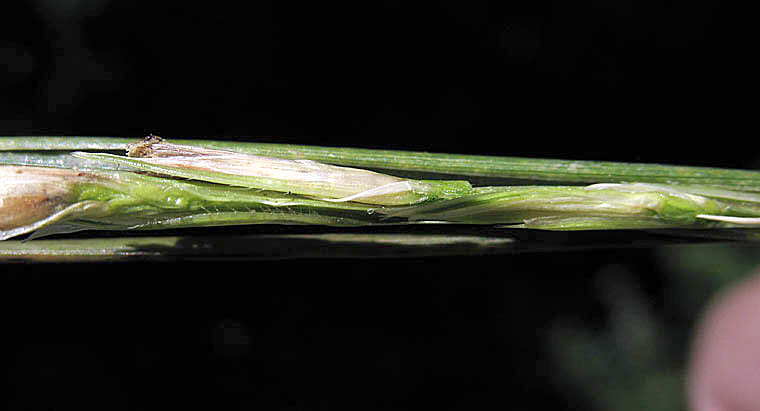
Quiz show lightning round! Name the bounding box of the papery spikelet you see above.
[0,166,106,240]
[0,167,82,229]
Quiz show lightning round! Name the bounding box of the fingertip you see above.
[688,272,760,411]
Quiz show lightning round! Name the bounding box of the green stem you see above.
[4,137,760,189]
[0,233,517,262]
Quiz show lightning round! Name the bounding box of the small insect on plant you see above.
[2,135,760,259]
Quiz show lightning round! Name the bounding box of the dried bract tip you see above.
[127,135,222,158]
[126,135,165,158]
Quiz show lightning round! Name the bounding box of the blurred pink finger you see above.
[689,272,760,411]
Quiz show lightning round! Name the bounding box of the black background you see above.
[2,1,755,409]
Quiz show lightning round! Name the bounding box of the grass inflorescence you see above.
[3,136,760,249]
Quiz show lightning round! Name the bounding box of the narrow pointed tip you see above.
[697,215,760,225]
[126,135,164,157]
